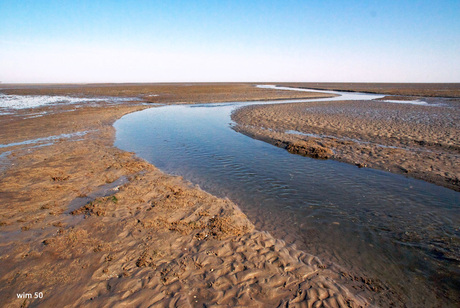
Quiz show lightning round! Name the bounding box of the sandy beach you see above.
[0,84,370,307]
[232,86,460,192]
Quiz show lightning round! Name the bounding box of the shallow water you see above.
[0,131,91,149]
[0,93,142,114]
[0,94,105,110]
[383,99,430,105]
[114,87,460,307]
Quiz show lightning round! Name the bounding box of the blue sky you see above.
[0,0,459,83]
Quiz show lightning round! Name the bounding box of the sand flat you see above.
[278,82,460,98]
[0,85,365,307]
[0,83,333,104]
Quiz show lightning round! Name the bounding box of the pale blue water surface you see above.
[114,87,459,306]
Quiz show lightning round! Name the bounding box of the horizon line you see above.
[2,81,460,85]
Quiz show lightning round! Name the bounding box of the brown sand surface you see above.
[232,98,460,191]
[0,88,367,307]
[277,82,460,97]
[0,83,332,104]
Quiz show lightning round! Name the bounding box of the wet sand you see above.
[0,85,364,307]
[0,83,332,105]
[277,82,460,98]
[232,97,460,192]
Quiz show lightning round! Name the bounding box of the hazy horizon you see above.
[1,1,459,83]
[2,81,460,85]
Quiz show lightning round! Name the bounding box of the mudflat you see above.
[278,82,460,97]
[0,83,332,104]
[232,87,460,192]
[0,85,365,307]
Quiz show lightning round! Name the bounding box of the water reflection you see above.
[114,88,459,307]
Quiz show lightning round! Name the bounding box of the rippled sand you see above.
[232,98,460,191]
[0,85,364,307]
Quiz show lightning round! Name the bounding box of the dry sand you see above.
[232,98,460,192]
[0,86,365,307]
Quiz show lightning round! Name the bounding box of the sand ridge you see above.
[231,99,460,191]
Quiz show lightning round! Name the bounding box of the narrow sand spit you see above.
[0,87,365,307]
[232,98,460,191]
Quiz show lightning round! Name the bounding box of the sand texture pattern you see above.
[232,99,460,191]
[0,89,366,307]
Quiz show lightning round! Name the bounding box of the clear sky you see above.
[0,0,459,83]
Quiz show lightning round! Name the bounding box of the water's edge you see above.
[114,86,460,307]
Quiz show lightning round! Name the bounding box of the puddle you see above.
[0,94,106,110]
[381,99,438,106]
[0,93,147,117]
[0,131,91,149]
[0,150,13,173]
[0,93,141,110]
[66,176,129,214]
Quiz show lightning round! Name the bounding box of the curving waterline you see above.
[258,84,435,106]
[256,84,385,101]
[114,85,460,307]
